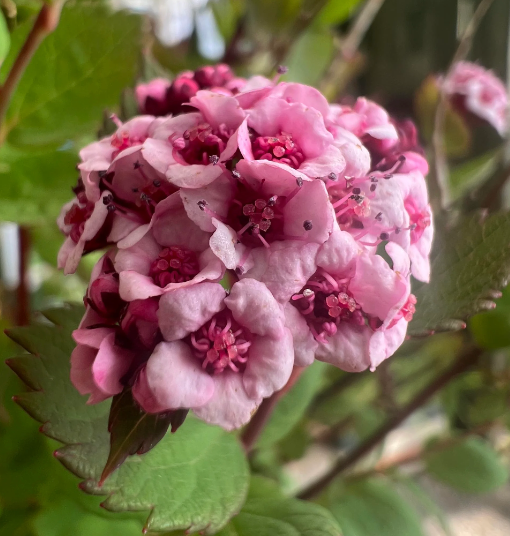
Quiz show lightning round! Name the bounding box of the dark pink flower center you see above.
[292,269,380,343]
[405,199,431,243]
[110,130,147,159]
[388,294,417,328]
[328,184,371,230]
[173,123,233,165]
[64,193,95,243]
[87,258,124,319]
[149,247,200,287]
[252,132,305,168]
[189,312,252,374]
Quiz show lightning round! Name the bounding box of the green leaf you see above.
[315,0,363,27]
[0,12,10,66]
[256,362,325,448]
[1,5,140,148]
[284,29,335,86]
[409,211,510,336]
[425,437,508,493]
[99,388,186,484]
[217,497,341,536]
[32,498,142,536]
[7,305,249,534]
[0,143,77,223]
[327,479,424,536]
[394,474,452,536]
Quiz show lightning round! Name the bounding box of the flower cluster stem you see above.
[297,346,481,500]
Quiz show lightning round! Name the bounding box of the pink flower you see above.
[324,159,433,282]
[442,61,508,135]
[237,92,346,181]
[142,90,246,188]
[113,195,224,301]
[136,78,172,116]
[328,98,399,145]
[184,160,334,292]
[132,279,294,430]
[57,116,177,274]
[287,232,414,371]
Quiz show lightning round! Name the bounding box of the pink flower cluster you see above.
[59,65,433,430]
[442,61,508,136]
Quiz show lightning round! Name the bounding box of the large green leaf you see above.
[256,362,325,448]
[327,479,424,536]
[1,5,140,148]
[425,437,508,493]
[216,497,341,536]
[0,143,77,223]
[314,0,363,26]
[409,212,510,336]
[6,305,249,534]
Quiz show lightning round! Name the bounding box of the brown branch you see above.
[346,420,496,482]
[320,0,386,100]
[0,1,63,134]
[15,226,30,326]
[297,346,481,500]
[431,0,495,210]
[241,366,304,453]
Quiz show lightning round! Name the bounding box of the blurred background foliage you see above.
[2,0,510,535]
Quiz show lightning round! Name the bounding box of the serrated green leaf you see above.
[327,479,424,536]
[425,437,508,493]
[256,362,325,448]
[7,305,249,534]
[1,5,140,148]
[216,497,342,536]
[99,388,179,484]
[409,211,510,336]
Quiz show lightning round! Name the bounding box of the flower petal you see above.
[133,341,215,412]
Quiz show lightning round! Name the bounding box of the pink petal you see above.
[193,371,261,430]
[180,174,235,232]
[141,138,175,175]
[350,253,408,322]
[315,324,371,372]
[369,318,408,371]
[114,232,159,274]
[189,90,246,131]
[316,225,360,277]
[283,179,334,244]
[298,144,346,179]
[92,332,133,397]
[225,278,285,337]
[243,330,294,399]
[209,220,240,270]
[158,282,226,341]
[166,163,224,188]
[243,241,320,303]
[284,304,317,367]
[133,341,215,412]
